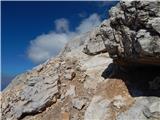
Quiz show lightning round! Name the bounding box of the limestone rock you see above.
[65,85,76,98]
[143,100,160,120]
[83,1,160,65]
[112,95,125,109]
[72,98,86,110]
[84,75,98,90]
[83,28,107,55]
[60,32,90,55]
[2,75,60,120]
[64,69,76,81]
[116,97,160,120]
[147,18,160,34]
[84,96,110,120]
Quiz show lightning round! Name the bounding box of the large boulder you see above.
[83,1,160,65]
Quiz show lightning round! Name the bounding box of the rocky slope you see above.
[1,1,160,120]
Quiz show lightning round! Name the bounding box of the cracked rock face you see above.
[83,1,160,65]
[2,68,60,120]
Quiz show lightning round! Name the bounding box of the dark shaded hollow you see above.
[101,62,160,97]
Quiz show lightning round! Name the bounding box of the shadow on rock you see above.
[101,63,160,97]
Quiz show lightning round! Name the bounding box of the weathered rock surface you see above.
[84,96,110,120]
[117,97,160,120]
[65,85,76,98]
[1,59,62,120]
[1,1,160,120]
[83,1,160,65]
[64,69,76,81]
[72,98,86,110]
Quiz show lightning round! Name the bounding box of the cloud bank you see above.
[27,13,101,63]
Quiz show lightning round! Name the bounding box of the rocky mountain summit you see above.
[1,1,160,120]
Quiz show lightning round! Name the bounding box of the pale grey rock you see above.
[72,98,86,110]
[116,97,149,120]
[149,101,160,116]
[84,75,97,90]
[112,95,125,109]
[60,32,90,55]
[18,76,59,118]
[26,76,40,86]
[116,97,160,120]
[4,73,28,91]
[83,53,112,91]
[83,1,160,65]
[143,107,152,119]
[60,93,65,101]
[136,29,155,55]
[65,85,76,98]
[84,96,110,120]
[81,53,111,69]
[2,75,60,119]
[143,99,160,120]
[83,28,107,55]
[32,64,43,72]
[64,69,76,80]
[147,18,160,34]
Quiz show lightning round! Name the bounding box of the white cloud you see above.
[54,18,69,33]
[28,32,69,63]
[76,13,101,34]
[28,13,101,63]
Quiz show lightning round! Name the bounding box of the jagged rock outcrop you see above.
[1,1,160,120]
[84,1,160,65]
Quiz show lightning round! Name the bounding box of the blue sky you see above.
[1,1,118,89]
